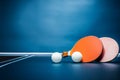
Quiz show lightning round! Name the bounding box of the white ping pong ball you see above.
[51,52,62,63]
[71,51,82,62]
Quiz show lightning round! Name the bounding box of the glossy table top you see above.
[0,56,120,80]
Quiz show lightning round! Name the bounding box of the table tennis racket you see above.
[70,36,103,62]
[98,37,119,62]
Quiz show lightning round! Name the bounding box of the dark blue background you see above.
[1,0,120,52]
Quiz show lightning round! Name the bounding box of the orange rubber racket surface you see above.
[70,36,103,62]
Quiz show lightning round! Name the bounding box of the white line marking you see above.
[0,56,25,64]
[0,55,33,68]
[0,52,54,56]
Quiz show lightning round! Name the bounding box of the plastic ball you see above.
[71,51,82,62]
[51,52,62,63]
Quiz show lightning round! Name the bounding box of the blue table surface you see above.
[0,56,120,80]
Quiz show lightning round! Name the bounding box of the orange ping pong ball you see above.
[70,36,103,62]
